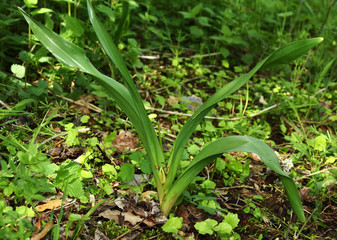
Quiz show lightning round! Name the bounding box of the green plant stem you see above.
[74,0,77,18]
[68,1,71,16]
[242,82,249,116]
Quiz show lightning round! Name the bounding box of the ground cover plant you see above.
[1,0,337,239]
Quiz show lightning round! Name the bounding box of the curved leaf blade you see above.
[261,37,324,69]
[19,6,166,197]
[19,8,93,72]
[163,136,305,221]
[165,38,323,190]
[87,0,164,184]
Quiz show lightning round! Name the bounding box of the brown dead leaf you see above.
[75,94,101,114]
[186,205,206,220]
[167,96,179,106]
[98,209,143,225]
[249,152,261,162]
[94,228,109,240]
[36,200,63,212]
[139,191,157,201]
[176,204,190,225]
[31,222,53,240]
[99,209,120,223]
[122,212,143,225]
[113,130,138,152]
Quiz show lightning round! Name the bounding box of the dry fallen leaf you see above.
[36,200,63,212]
[94,228,109,240]
[98,209,143,225]
[167,95,179,106]
[139,191,157,201]
[31,222,54,240]
[113,130,138,152]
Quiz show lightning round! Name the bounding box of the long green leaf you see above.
[162,136,305,221]
[19,6,166,197]
[86,0,165,194]
[165,37,323,190]
[113,1,129,44]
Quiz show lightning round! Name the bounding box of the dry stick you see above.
[148,87,328,121]
[181,52,222,59]
[145,104,280,121]
[37,127,90,148]
[54,93,102,113]
[112,222,141,240]
[216,185,254,190]
[138,52,221,60]
[138,55,160,60]
[0,100,11,110]
[0,70,103,114]
[31,222,54,240]
[297,167,337,180]
[152,75,203,93]
[51,200,77,212]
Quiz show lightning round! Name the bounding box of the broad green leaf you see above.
[224,213,240,229]
[16,206,35,217]
[162,216,183,233]
[20,8,95,71]
[64,15,84,36]
[308,135,327,151]
[24,0,38,8]
[67,179,84,198]
[213,221,232,235]
[194,219,217,235]
[11,64,25,78]
[118,163,135,183]
[102,164,117,177]
[69,213,82,221]
[31,8,53,15]
[80,169,93,179]
[163,136,305,221]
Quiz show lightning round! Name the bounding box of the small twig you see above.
[112,222,141,240]
[145,103,280,121]
[138,52,222,60]
[54,93,102,113]
[37,127,90,148]
[2,215,28,229]
[297,167,337,180]
[152,76,203,93]
[138,55,160,60]
[0,100,11,110]
[1,70,103,113]
[216,185,254,190]
[181,52,222,59]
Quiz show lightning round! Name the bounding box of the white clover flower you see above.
[280,158,294,174]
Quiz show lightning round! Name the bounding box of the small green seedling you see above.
[195,213,240,239]
[162,215,184,240]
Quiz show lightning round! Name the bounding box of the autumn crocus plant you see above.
[19,0,323,221]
